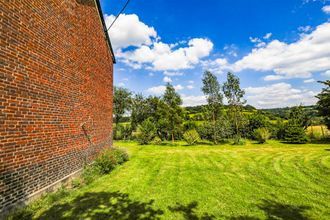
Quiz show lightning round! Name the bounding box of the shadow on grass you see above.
[168,201,215,220]
[229,199,310,220]
[38,191,164,220]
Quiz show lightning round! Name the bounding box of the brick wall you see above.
[0,0,114,211]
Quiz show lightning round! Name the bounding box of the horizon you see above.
[100,0,330,108]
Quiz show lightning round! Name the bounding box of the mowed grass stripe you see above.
[17,140,330,220]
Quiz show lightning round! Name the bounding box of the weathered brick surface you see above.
[0,0,114,211]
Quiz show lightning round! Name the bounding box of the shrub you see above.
[183,129,200,145]
[151,136,162,145]
[114,124,132,140]
[81,164,101,185]
[253,128,271,144]
[137,118,156,144]
[283,124,308,144]
[112,148,129,164]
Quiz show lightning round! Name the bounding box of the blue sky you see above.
[100,0,330,108]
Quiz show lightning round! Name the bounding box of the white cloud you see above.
[163,76,172,83]
[263,75,286,81]
[303,78,315,83]
[105,14,158,50]
[163,71,184,76]
[120,38,213,71]
[117,82,125,87]
[322,70,330,77]
[146,85,166,95]
[201,58,232,74]
[245,83,318,108]
[174,84,184,91]
[322,5,330,14]
[181,94,207,107]
[298,25,313,33]
[233,22,330,79]
[188,80,194,84]
[263,33,272,39]
[148,72,154,77]
[146,84,184,95]
[187,85,194,89]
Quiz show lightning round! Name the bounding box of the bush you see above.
[81,164,101,184]
[283,124,308,144]
[183,129,200,145]
[151,136,162,145]
[253,128,271,144]
[137,118,156,144]
[114,124,132,140]
[111,148,129,164]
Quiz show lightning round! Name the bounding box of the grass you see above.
[8,140,330,220]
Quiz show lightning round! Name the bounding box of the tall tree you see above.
[316,80,330,129]
[201,70,223,143]
[163,83,184,143]
[131,93,149,130]
[113,87,131,126]
[223,72,246,143]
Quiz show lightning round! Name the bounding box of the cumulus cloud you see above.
[107,13,213,71]
[233,22,330,79]
[163,76,172,83]
[322,5,330,14]
[322,70,330,77]
[263,75,287,81]
[303,78,315,83]
[105,14,158,50]
[146,84,184,95]
[186,85,194,89]
[203,22,330,79]
[163,71,184,76]
[181,94,207,107]
[201,58,232,74]
[119,38,213,71]
[245,83,318,108]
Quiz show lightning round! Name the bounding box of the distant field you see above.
[307,125,330,139]
[13,140,330,219]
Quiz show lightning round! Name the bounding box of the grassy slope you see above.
[16,141,330,220]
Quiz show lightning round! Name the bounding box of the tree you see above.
[137,118,156,145]
[201,71,223,143]
[283,106,308,143]
[222,72,246,143]
[131,94,149,130]
[162,83,184,143]
[113,87,131,138]
[316,80,330,129]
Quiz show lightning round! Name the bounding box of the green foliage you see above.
[131,94,150,130]
[183,129,200,145]
[202,71,223,121]
[283,106,309,144]
[223,72,246,143]
[162,83,184,142]
[114,87,132,125]
[254,128,271,144]
[137,118,157,145]
[114,123,132,140]
[82,163,101,185]
[151,136,162,145]
[83,148,129,183]
[247,112,269,139]
[283,124,308,144]
[316,80,330,129]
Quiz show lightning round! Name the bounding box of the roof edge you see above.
[94,0,116,64]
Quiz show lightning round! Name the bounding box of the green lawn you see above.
[12,140,330,219]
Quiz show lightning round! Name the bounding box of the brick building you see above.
[0,0,115,212]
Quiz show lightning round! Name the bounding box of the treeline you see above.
[113,72,330,145]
